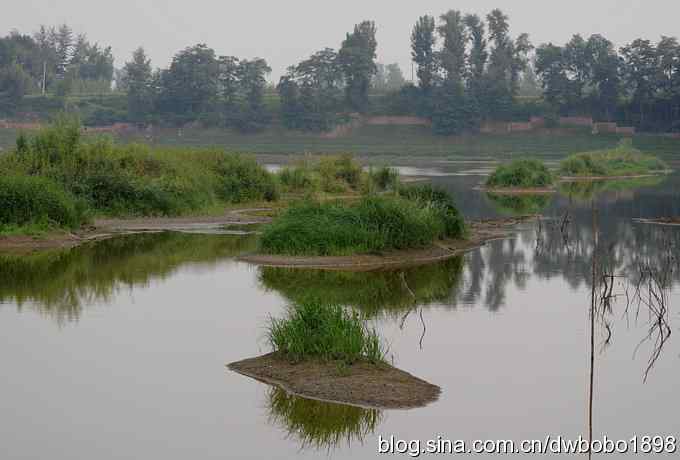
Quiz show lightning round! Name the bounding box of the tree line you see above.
[1,11,680,133]
[0,24,114,103]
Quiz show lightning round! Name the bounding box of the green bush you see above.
[260,193,464,256]
[486,159,554,188]
[559,139,669,177]
[268,301,385,364]
[318,154,362,192]
[216,154,279,203]
[0,175,86,229]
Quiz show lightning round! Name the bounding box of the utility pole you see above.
[42,61,47,95]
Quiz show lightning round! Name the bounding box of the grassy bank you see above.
[268,301,384,364]
[0,117,406,235]
[260,185,465,257]
[560,139,669,177]
[486,159,554,189]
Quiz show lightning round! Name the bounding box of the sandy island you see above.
[238,217,534,271]
[228,353,441,410]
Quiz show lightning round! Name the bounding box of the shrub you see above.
[486,159,554,188]
[216,154,279,203]
[0,175,86,229]
[268,301,385,364]
[560,139,669,177]
[318,154,362,192]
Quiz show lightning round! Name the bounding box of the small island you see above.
[482,159,555,194]
[228,301,441,409]
[559,139,670,179]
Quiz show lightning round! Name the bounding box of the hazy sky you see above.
[3,0,678,81]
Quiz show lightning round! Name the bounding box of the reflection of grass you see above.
[259,256,463,317]
[486,193,551,216]
[558,176,667,202]
[267,386,381,451]
[0,232,256,322]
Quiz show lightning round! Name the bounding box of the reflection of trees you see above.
[258,257,465,318]
[0,232,256,323]
[485,193,552,216]
[558,176,667,203]
[267,387,382,452]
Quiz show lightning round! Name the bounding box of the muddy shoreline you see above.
[633,217,680,226]
[228,352,441,410]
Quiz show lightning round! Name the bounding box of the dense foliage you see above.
[486,159,554,188]
[559,140,669,177]
[0,175,86,231]
[0,117,279,226]
[268,301,384,364]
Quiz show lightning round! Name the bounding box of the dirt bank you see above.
[633,217,680,226]
[0,208,271,253]
[228,353,441,410]
[239,217,533,271]
[475,186,556,194]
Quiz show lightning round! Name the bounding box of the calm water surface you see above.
[1,162,680,459]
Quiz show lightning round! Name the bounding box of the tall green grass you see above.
[486,159,554,188]
[260,193,463,256]
[268,301,385,364]
[0,116,280,223]
[559,139,669,177]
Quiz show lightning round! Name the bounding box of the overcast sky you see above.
[3,0,678,81]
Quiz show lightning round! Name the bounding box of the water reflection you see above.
[267,387,382,452]
[0,232,256,322]
[259,257,465,318]
[485,193,552,216]
[559,176,668,203]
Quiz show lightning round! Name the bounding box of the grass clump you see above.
[398,183,466,239]
[0,175,87,232]
[486,159,554,189]
[268,301,385,364]
[559,139,669,177]
[260,192,464,256]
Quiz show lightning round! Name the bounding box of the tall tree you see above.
[410,15,437,92]
[122,47,154,121]
[338,20,377,112]
[587,34,621,121]
[464,14,488,84]
[621,39,658,126]
[55,24,73,77]
[437,10,467,85]
[160,43,219,116]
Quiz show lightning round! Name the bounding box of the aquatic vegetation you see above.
[486,193,552,216]
[267,387,381,451]
[0,175,88,231]
[259,193,464,256]
[259,257,464,317]
[485,159,554,189]
[267,301,385,364]
[559,139,669,177]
